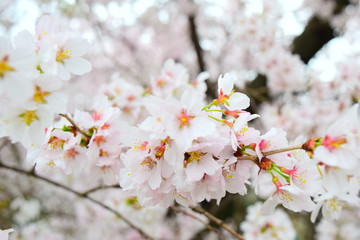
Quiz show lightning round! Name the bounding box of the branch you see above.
[187,13,218,100]
[237,143,304,161]
[170,205,226,240]
[0,161,153,240]
[188,14,206,73]
[190,206,245,240]
[59,113,91,141]
[263,143,304,157]
[81,184,121,197]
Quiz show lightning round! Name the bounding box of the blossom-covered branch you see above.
[0,160,154,240]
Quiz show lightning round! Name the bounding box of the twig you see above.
[0,161,153,240]
[190,206,245,240]
[237,144,304,161]
[81,184,121,197]
[263,144,304,156]
[59,113,91,140]
[170,205,226,240]
[188,14,206,73]
[187,14,218,101]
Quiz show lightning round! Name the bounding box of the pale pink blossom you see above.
[217,73,250,111]
[261,184,315,214]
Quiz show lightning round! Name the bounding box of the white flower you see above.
[0,104,53,147]
[55,37,92,80]
[143,90,216,151]
[241,202,296,240]
[151,59,189,98]
[311,192,360,222]
[0,36,37,101]
[35,14,92,80]
[217,73,250,111]
[261,184,315,214]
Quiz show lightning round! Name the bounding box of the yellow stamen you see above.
[0,56,15,78]
[33,86,50,104]
[187,151,207,163]
[18,110,39,126]
[56,47,71,63]
[48,136,65,150]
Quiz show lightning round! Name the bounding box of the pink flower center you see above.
[65,148,78,158]
[48,136,65,149]
[93,135,106,146]
[133,141,149,151]
[156,78,166,87]
[177,109,195,129]
[322,135,347,151]
[259,139,271,151]
[101,123,110,130]
[216,89,229,105]
[99,149,109,157]
[92,111,103,121]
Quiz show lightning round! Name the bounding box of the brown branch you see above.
[59,113,91,140]
[263,144,304,157]
[187,13,218,100]
[237,143,305,161]
[237,155,257,161]
[190,206,245,240]
[82,184,121,197]
[188,14,206,73]
[0,161,153,240]
[170,205,226,240]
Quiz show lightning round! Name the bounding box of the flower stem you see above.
[59,113,91,140]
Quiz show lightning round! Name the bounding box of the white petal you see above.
[148,167,162,190]
[186,162,204,182]
[65,57,92,75]
[261,196,279,215]
[57,63,70,80]
[67,38,89,56]
[227,92,250,110]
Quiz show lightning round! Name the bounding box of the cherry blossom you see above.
[1,3,360,240]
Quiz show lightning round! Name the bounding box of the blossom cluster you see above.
[0,15,91,147]
[1,3,360,239]
[1,18,359,214]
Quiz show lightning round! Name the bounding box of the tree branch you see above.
[81,184,121,197]
[188,14,206,73]
[190,206,245,240]
[59,113,91,141]
[237,143,305,161]
[263,143,304,157]
[170,205,226,240]
[0,161,153,240]
[187,13,218,100]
